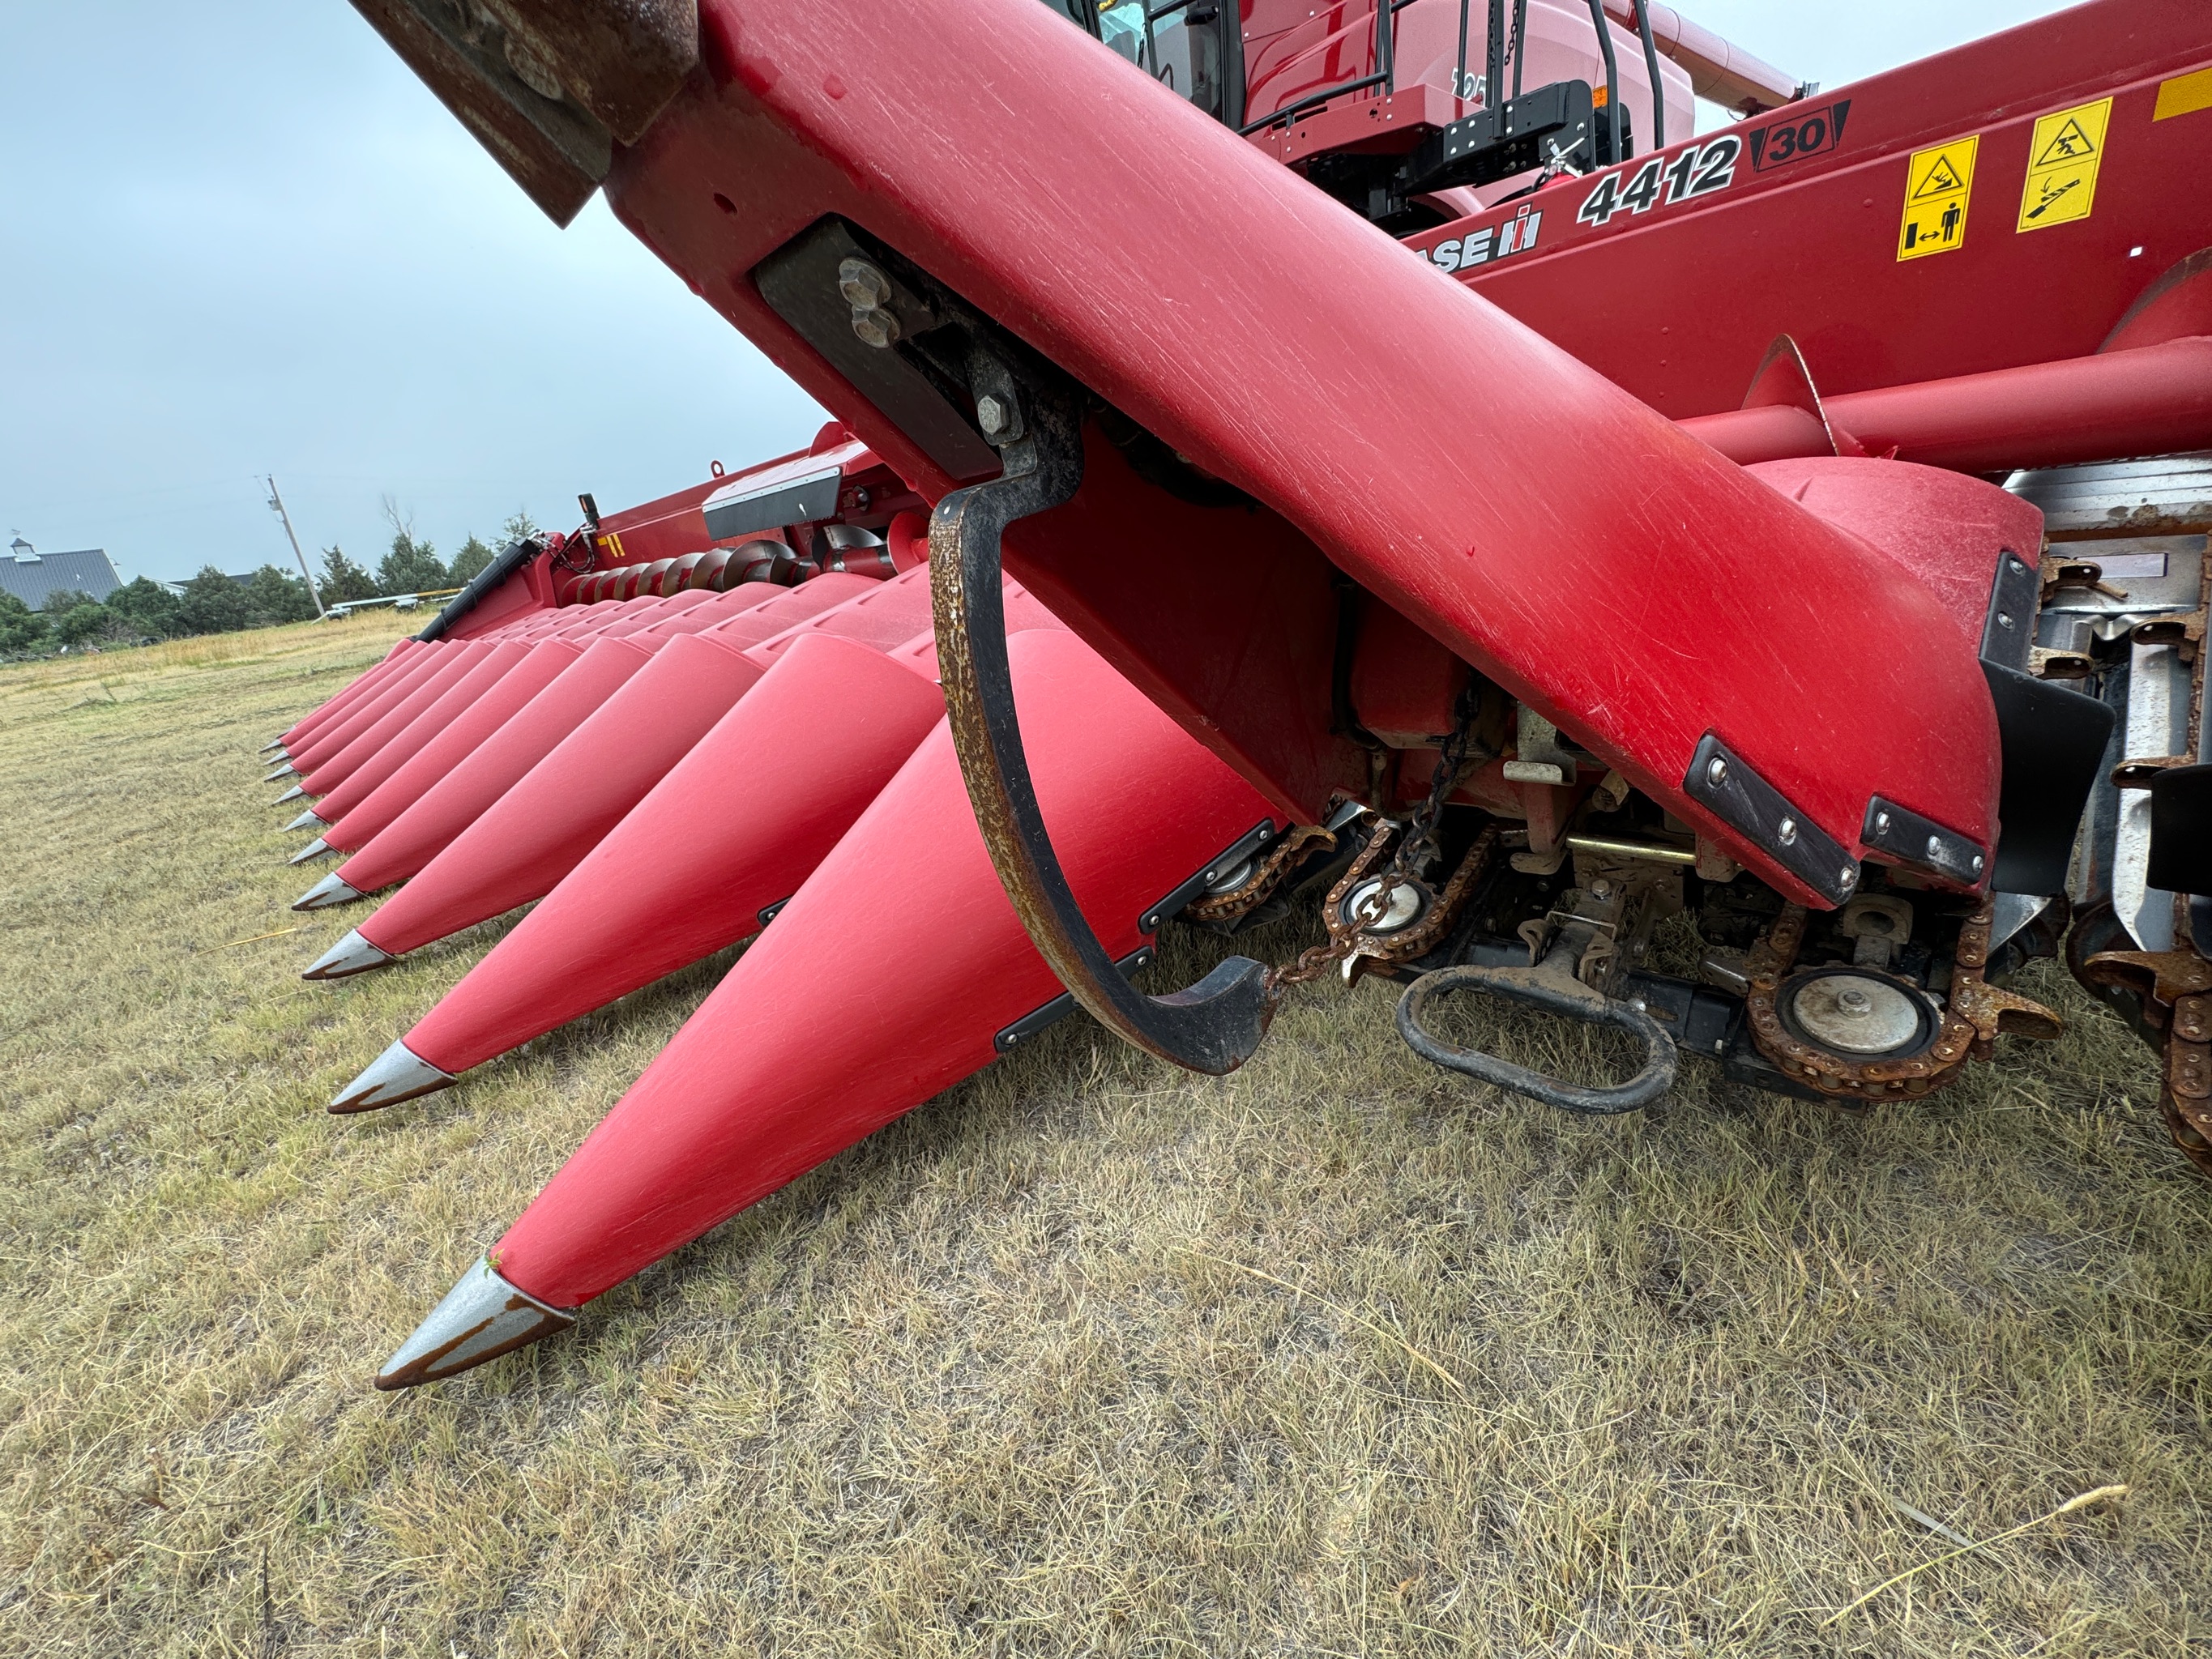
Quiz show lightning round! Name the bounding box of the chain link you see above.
[1396,680,1484,877]
[1265,682,1484,997]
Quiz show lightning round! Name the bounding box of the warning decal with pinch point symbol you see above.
[1896,134,1978,261]
[2017,97,2112,232]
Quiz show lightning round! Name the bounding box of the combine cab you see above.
[280,0,2210,1383]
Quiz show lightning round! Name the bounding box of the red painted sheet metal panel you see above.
[1420,1,2212,413]
[357,632,768,955]
[306,641,533,827]
[325,640,590,854]
[284,638,421,747]
[290,646,455,770]
[740,562,935,667]
[601,0,2000,899]
[1742,459,2044,655]
[404,630,952,1077]
[338,637,658,897]
[298,643,496,794]
[493,628,1280,1309]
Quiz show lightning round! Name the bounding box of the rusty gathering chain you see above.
[1263,680,1488,1000]
[1743,898,2065,1102]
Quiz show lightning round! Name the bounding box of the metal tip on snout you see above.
[260,736,288,753]
[271,784,308,806]
[285,809,328,834]
[292,872,365,913]
[374,1256,575,1389]
[264,762,298,783]
[302,927,391,979]
[287,837,333,866]
[330,1038,452,1111]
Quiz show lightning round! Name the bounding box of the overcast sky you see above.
[3,0,2076,586]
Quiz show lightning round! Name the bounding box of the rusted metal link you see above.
[2169,992,2212,1172]
[1267,827,1401,993]
[1744,896,2063,1102]
[1265,822,1500,996]
[2082,945,2212,1173]
[1339,823,1500,984]
[1183,823,1339,926]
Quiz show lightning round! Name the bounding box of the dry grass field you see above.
[1,619,2207,1657]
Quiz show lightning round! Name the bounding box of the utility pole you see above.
[263,476,327,619]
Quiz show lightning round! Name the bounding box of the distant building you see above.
[2,537,123,610]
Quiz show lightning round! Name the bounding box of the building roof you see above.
[0,545,124,611]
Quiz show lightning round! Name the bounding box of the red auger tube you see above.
[328,570,939,962]
[295,643,506,797]
[299,642,535,830]
[355,633,953,1099]
[280,638,424,747]
[374,629,1282,1384]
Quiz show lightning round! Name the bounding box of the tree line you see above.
[0,510,539,659]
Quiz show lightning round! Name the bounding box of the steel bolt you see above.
[1777,817,1797,845]
[1971,853,1985,872]
[837,258,892,309]
[1840,865,1857,887]
[1926,834,1942,859]
[1874,810,1891,834]
[976,395,1010,437]
[1706,757,1728,787]
[1997,611,2015,630]
[850,308,900,349]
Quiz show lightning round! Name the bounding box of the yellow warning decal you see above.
[2154,66,2212,122]
[1897,134,1977,261]
[2017,97,2112,232]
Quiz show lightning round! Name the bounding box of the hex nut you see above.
[837,258,892,309]
[851,308,900,348]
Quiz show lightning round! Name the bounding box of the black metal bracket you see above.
[1861,794,1987,885]
[995,947,1155,1053]
[1142,820,1280,935]
[1399,79,1597,195]
[931,356,1277,1077]
[1681,732,1858,906]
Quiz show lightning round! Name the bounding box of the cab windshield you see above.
[1088,1,1231,122]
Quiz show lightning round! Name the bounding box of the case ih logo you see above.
[1748,100,1851,171]
[1426,203,1543,273]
